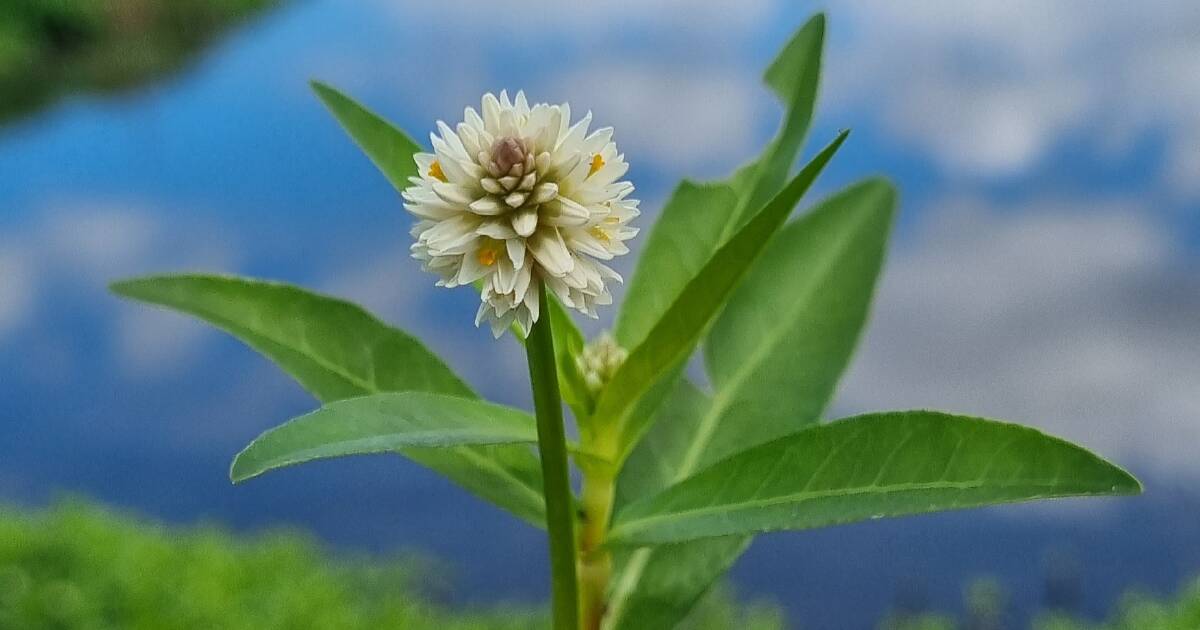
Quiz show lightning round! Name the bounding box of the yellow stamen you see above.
[477,244,499,266]
[589,226,610,243]
[428,160,448,182]
[588,154,605,177]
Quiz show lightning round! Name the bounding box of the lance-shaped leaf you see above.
[593,130,849,464]
[614,181,739,350]
[110,274,545,526]
[231,392,538,482]
[607,180,893,629]
[614,13,825,351]
[726,12,825,229]
[607,539,751,630]
[699,179,895,467]
[547,294,592,420]
[311,81,421,192]
[614,380,711,505]
[608,411,1142,546]
[606,381,752,630]
[608,19,833,626]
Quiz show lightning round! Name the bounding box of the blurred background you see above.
[1,1,1198,628]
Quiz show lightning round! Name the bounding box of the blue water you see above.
[1,2,1198,629]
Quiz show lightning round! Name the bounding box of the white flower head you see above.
[403,90,639,337]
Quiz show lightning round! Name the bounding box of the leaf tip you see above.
[228,455,254,484]
[808,11,827,32]
[818,128,851,159]
[108,278,133,296]
[108,276,152,300]
[1111,467,1144,495]
[310,80,342,109]
[852,176,900,218]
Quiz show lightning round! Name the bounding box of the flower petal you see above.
[529,228,575,277]
[511,206,539,237]
[506,238,527,267]
[468,197,506,216]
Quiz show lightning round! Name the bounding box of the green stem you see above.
[579,462,616,630]
[525,290,581,630]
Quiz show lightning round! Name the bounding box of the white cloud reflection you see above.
[837,198,1200,478]
[0,243,35,339]
[829,1,1200,196]
[0,202,237,376]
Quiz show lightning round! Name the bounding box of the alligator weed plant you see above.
[112,14,1140,630]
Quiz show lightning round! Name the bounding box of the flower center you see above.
[491,137,527,175]
[476,135,558,232]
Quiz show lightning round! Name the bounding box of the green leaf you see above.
[727,12,825,229]
[609,17,838,625]
[614,380,712,505]
[547,294,592,420]
[110,274,545,526]
[608,538,750,630]
[699,179,895,468]
[113,275,470,400]
[614,14,826,351]
[621,179,892,495]
[606,381,751,629]
[608,411,1142,546]
[613,182,739,350]
[231,392,538,482]
[311,81,422,192]
[607,181,893,628]
[594,130,849,464]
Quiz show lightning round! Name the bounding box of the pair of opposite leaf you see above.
[110,13,1139,630]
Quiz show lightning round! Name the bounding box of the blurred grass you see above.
[0,499,783,630]
[1034,583,1200,630]
[0,0,280,125]
[2,498,1198,629]
[882,577,1200,630]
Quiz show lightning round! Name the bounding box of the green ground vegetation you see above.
[884,577,1200,630]
[1,498,1196,629]
[0,500,781,630]
[0,0,279,125]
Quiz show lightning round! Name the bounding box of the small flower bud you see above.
[576,332,628,397]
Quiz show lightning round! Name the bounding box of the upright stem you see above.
[525,290,581,630]
[579,462,616,630]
